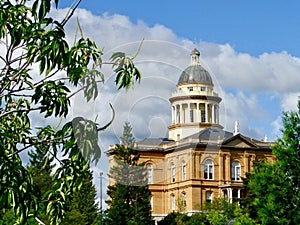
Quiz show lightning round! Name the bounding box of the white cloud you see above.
[44,7,300,207]
[49,6,300,144]
[203,45,300,93]
[280,92,300,112]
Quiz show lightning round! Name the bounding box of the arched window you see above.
[232,161,241,181]
[182,161,186,181]
[204,159,214,180]
[171,163,176,183]
[171,194,176,211]
[147,164,153,184]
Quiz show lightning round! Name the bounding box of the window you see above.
[182,161,186,181]
[188,86,193,91]
[232,161,241,181]
[150,196,153,210]
[171,163,175,183]
[201,110,206,122]
[147,164,153,184]
[171,194,176,211]
[204,159,214,180]
[201,86,206,91]
[206,191,212,203]
[182,192,187,208]
[190,110,194,123]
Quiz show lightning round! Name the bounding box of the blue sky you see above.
[59,0,300,57]
[51,0,300,207]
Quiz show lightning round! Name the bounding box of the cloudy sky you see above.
[50,0,300,207]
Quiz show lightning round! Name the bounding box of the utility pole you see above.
[100,172,103,212]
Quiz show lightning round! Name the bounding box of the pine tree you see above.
[106,122,154,225]
[27,144,55,224]
[61,170,99,225]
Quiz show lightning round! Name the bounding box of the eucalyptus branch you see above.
[0,60,32,93]
[67,79,104,99]
[0,106,43,118]
[6,68,61,95]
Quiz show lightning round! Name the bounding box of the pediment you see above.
[222,134,258,148]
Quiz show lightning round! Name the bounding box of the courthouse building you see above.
[107,49,274,221]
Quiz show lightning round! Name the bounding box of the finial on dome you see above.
[190,48,200,65]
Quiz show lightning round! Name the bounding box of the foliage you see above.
[61,170,99,225]
[157,212,180,225]
[0,0,142,224]
[105,122,154,225]
[158,198,256,225]
[245,100,300,224]
[206,210,228,225]
[27,142,55,224]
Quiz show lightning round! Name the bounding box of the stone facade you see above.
[107,49,274,222]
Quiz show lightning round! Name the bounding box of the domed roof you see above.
[178,65,213,85]
[178,49,213,86]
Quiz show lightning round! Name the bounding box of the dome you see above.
[178,49,213,86]
[178,64,213,85]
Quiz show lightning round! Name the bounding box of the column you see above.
[172,106,174,124]
[205,103,208,123]
[219,153,224,182]
[196,103,199,122]
[199,154,204,180]
[180,104,183,124]
[227,188,233,203]
[216,105,219,124]
[212,104,215,123]
[244,153,249,176]
[174,105,177,124]
[225,154,231,182]
[196,153,201,179]
[187,103,191,123]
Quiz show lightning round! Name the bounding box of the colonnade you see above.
[171,102,219,124]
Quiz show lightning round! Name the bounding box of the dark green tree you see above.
[27,143,55,224]
[245,100,300,224]
[61,170,99,225]
[0,0,141,224]
[106,122,154,225]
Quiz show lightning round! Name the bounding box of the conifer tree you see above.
[27,144,55,224]
[61,170,99,225]
[106,122,154,225]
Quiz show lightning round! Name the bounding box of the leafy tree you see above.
[0,0,141,224]
[245,100,300,224]
[61,170,99,225]
[106,122,154,225]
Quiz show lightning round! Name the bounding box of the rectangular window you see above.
[206,192,212,203]
[201,111,206,122]
[182,163,186,181]
[147,165,153,184]
[201,87,206,91]
[171,195,176,211]
[188,86,193,91]
[204,164,213,180]
[232,162,241,181]
[171,164,175,183]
